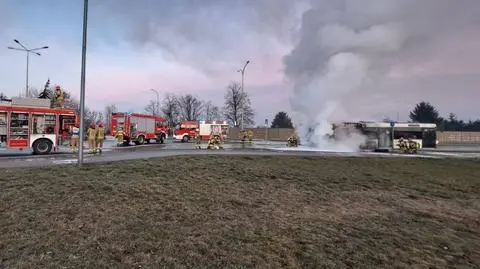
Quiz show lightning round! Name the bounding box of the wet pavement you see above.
[1,138,479,168]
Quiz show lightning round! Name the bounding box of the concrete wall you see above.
[437,131,480,144]
[229,127,480,144]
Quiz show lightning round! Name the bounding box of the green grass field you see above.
[1,156,479,268]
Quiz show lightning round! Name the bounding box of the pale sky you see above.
[1,0,480,124]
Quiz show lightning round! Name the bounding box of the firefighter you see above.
[240,130,248,142]
[247,129,254,143]
[207,128,223,149]
[407,138,419,154]
[398,137,408,153]
[87,123,97,153]
[70,123,80,153]
[54,85,64,108]
[207,134,219,149]
[215,134,224,149]
[115,127,124,145]
[398,137,405,153]
[96,122,106,153]
[287,132,299,147]
[194,128,201,149]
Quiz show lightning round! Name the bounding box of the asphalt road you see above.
[1,140,479,169]
[0,146,449,169]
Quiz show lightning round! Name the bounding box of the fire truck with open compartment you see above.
[0,97,79,155]
[110,112,169,145]
[173,120,229,142]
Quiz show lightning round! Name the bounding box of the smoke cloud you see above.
[283,0,480,151]
[92,0,305,74]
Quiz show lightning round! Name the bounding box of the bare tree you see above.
[177,94,203,121]
[63,92,80,113]
[161,93,179,127]
[223,81,255,127]
[17,88,40,98]
[203,101,221,121]
[83,109,103,129]
[104,104,118,134]
[58,91,99,131]
[144,100,158,116]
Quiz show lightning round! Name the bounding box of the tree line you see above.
[143,81,255,128]
[401,101,480,131]
[0,80,257,132]
[4,82,476,133]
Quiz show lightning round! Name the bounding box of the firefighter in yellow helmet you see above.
[96,122,106,153]
[54,85,64,108]
[87,123,97,153]
[115,127,125,145]
[194,128,201,149]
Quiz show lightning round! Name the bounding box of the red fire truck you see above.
[173,120,229,142]
[111,112,169,145]
[0,98,79,155]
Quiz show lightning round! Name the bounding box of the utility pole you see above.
[237,60,250,130]
[8,40,49,97]
[78,0,89,167]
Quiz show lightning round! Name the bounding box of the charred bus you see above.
[333,121,438,150]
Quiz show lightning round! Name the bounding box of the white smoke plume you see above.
[283,0,480,151]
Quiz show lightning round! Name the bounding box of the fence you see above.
[228,127,480,145]
[436,131,480,144]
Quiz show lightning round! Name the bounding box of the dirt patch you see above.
[0,156,479,268]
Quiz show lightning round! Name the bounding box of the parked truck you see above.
[173,120,229,142]
[111,112,169,145]
[0,97,78,155]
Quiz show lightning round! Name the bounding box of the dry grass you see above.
[1,156,479,269]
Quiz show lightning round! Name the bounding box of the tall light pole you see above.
[78,0,89,167]
[8,40,49,97]
[237,60,250,130]
[150,89,160,116]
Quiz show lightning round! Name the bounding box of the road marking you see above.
[52,159,78,164]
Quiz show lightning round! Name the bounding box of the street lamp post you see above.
[150,89,160,116]
[237,60,250,130]
[8,40,49,97]
[78,0,89,167]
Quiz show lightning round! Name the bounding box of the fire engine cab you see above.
[111,112,169,145]
[173,120,229,142]
[0,97,78,155]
